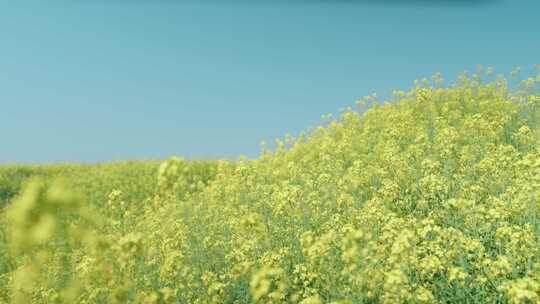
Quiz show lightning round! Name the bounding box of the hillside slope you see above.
[170,74,540,303]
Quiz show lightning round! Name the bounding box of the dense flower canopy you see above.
[1,70,540,303]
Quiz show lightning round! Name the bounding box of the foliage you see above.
[1,70,540,303]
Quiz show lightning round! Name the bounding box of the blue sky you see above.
[1,0,539,163]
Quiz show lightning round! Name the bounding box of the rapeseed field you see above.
[1,71,540,303]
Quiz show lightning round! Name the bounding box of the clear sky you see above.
[1,0,539,163]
